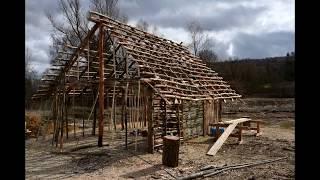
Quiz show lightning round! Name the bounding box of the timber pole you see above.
[98,24,105,147]
[92,89,97,135]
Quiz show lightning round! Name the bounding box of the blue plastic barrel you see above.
[210,127,224,136]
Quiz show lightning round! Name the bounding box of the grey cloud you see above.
[26,0,294,73]
[119,0,267,31]
[213,42,232,60]
[151,5,267,31]
[232,31,295,58]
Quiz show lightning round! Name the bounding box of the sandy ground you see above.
[26,98,295,179]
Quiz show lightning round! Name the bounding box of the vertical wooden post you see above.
[98,24,105,147]
[106,90,109,131]
[238,124,243,144]
[133,93,136,129]
[124,82,129,149]
[215,124,220,141]
[92,89,97,135]
[181,100,184,140]
[73,88,76,138]
[203,101,208,136]
[52,93,57,145]
[213,100,216,123]
[55,93,60,147]
[60,88,65,151]
[121,88,125,130]
[82,94,85,137]
[112,81,116,130]
[54,93,60,146]
[128,90,130,129]
[147,88,154,153]
[137,81,141,128]
[164,100,167,135]
[112,41,116,131]
[144,95,147,127]
[129,90,132,129]
[177,103,181,140]
[218,100,222,122]
[87,40,90,81]
[66,96,69,139]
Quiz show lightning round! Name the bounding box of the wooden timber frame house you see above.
[32,11,241,153]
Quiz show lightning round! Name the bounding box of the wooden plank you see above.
[206,118,250,156]
[222,118,250,124]
[206,122,238,156]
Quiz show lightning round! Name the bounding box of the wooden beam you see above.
[206,123,237,156]
[147,88,154,153]
[92,90,97,136]
[124,82,129,149]
[98,24,105,147]
[222,118,250,124]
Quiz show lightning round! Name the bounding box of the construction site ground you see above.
[26,98,295,179]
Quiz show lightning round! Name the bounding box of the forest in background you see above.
[206,53,295,98]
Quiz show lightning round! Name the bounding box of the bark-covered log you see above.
[162,135,180,167]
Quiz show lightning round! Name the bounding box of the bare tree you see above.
[46,0,89,62]
[136,19,149,32]
[186,20,219,61]
[90,0,119,18]
[186,20,205,56]
[47,0,88,46]
[90,0,128,23]
[47,0,127,60]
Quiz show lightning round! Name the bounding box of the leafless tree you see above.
[90,0,119,18]
[186,20,205,56]
[186,20,218,61]
[90,0,129,23]
[47,0,89,45]
[46,0,89,62]
[46,0,127,60]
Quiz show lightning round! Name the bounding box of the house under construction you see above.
[32,11,241,153]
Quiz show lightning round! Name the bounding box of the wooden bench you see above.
[209,119,263,144]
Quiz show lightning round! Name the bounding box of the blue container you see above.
[210,127,224,136]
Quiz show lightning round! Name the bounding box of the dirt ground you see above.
[25,98,295,179]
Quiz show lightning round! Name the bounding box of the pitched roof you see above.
[32,11,241,102]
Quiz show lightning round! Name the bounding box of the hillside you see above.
[206,55,295,98]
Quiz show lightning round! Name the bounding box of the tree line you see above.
[206,53,295,98]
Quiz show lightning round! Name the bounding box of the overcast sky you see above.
[26,0,295,74]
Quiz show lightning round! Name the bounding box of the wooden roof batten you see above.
[32,11,241,102]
